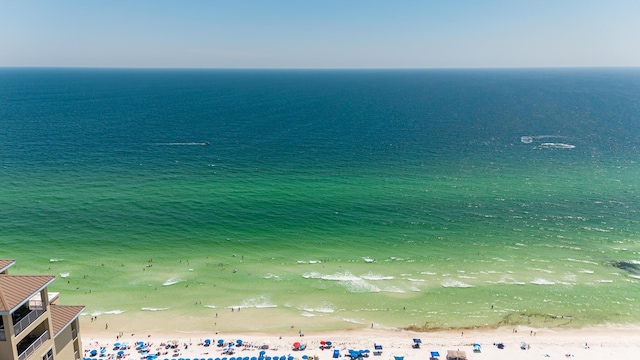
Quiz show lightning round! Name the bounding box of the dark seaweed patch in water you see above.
[403,313,573,331]
[609,261,640,274]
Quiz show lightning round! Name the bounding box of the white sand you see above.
[81,325,640,360]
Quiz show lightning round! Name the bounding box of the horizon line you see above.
[1,65,639,71]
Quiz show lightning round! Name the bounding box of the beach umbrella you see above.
[236,340,243,346]
[287,356,293,360]
[325,342,332,346]
[302,356,308,359]
[259,351,266,356]
[293,342,300,349]
[117,351,124,356]
[251,357,257,360]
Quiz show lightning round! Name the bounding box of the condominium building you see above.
[0,259,84,360]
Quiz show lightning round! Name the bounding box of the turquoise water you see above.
[2,68,640,331]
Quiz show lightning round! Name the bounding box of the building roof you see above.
[0,259,16,273]
[0,275,56,314]
[50,304,85,336]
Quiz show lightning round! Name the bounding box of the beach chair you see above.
[473,344,481,353]
[412,339,421,349]
[332,350,340,358]
[429,351,440,360]
[373,344,382,356]
[394,357,404,360]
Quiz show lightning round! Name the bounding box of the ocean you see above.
[2,68,640,332]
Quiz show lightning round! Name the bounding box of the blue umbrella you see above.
[302,356,308,359]
[251,357,257,360]
[236,340,243,346]
[259,351,266,356]
[118,351,125,356]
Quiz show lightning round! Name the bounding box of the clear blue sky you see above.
[1,0,639,68]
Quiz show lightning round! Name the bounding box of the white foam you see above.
[362,257,375,263]
[60,272,70,278]
[382,286,406,293]
[303,271,382,292]
[579,270,594,274]
[497,275,526,285]
[342,318,365,325]
[441,279,473,288]
[420,271,437,275]
[597,280,613,283]
[537,142,575,149]
[89,310,125,316]
[629,274,640,279]
[162,277,184,286]
[141,307,169,311]
[232,295,277,309]
[264,273,281,280]
[204,305,217,309]
[157,142,209,146]
[360,272,394,281]
[300,312,316,317]
[300,306,335,314]
[407,278,425,282]
[50,258,63,262]
[297,260,322,264]
[531,278,555,285]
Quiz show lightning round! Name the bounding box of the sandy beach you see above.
[80,324,640,360]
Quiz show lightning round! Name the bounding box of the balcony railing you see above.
[13,309,46,336]
[74,350,80,359]
[18,330,50,360]
[72,328,77,339]
[0,326,6,341]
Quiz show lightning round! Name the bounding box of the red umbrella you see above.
[320,341,326,345]
[293,342,301,348]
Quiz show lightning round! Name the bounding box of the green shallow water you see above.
[2,68,640,332]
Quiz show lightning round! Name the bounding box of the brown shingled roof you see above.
[50,304,85,336]
[0,259,16,273]
[0,275,56,313]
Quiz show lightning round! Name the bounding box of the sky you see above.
[1,0,639,69]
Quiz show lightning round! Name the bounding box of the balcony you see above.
[13,308,46,336]
[0,326,6,341]
[17,330,50,360]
